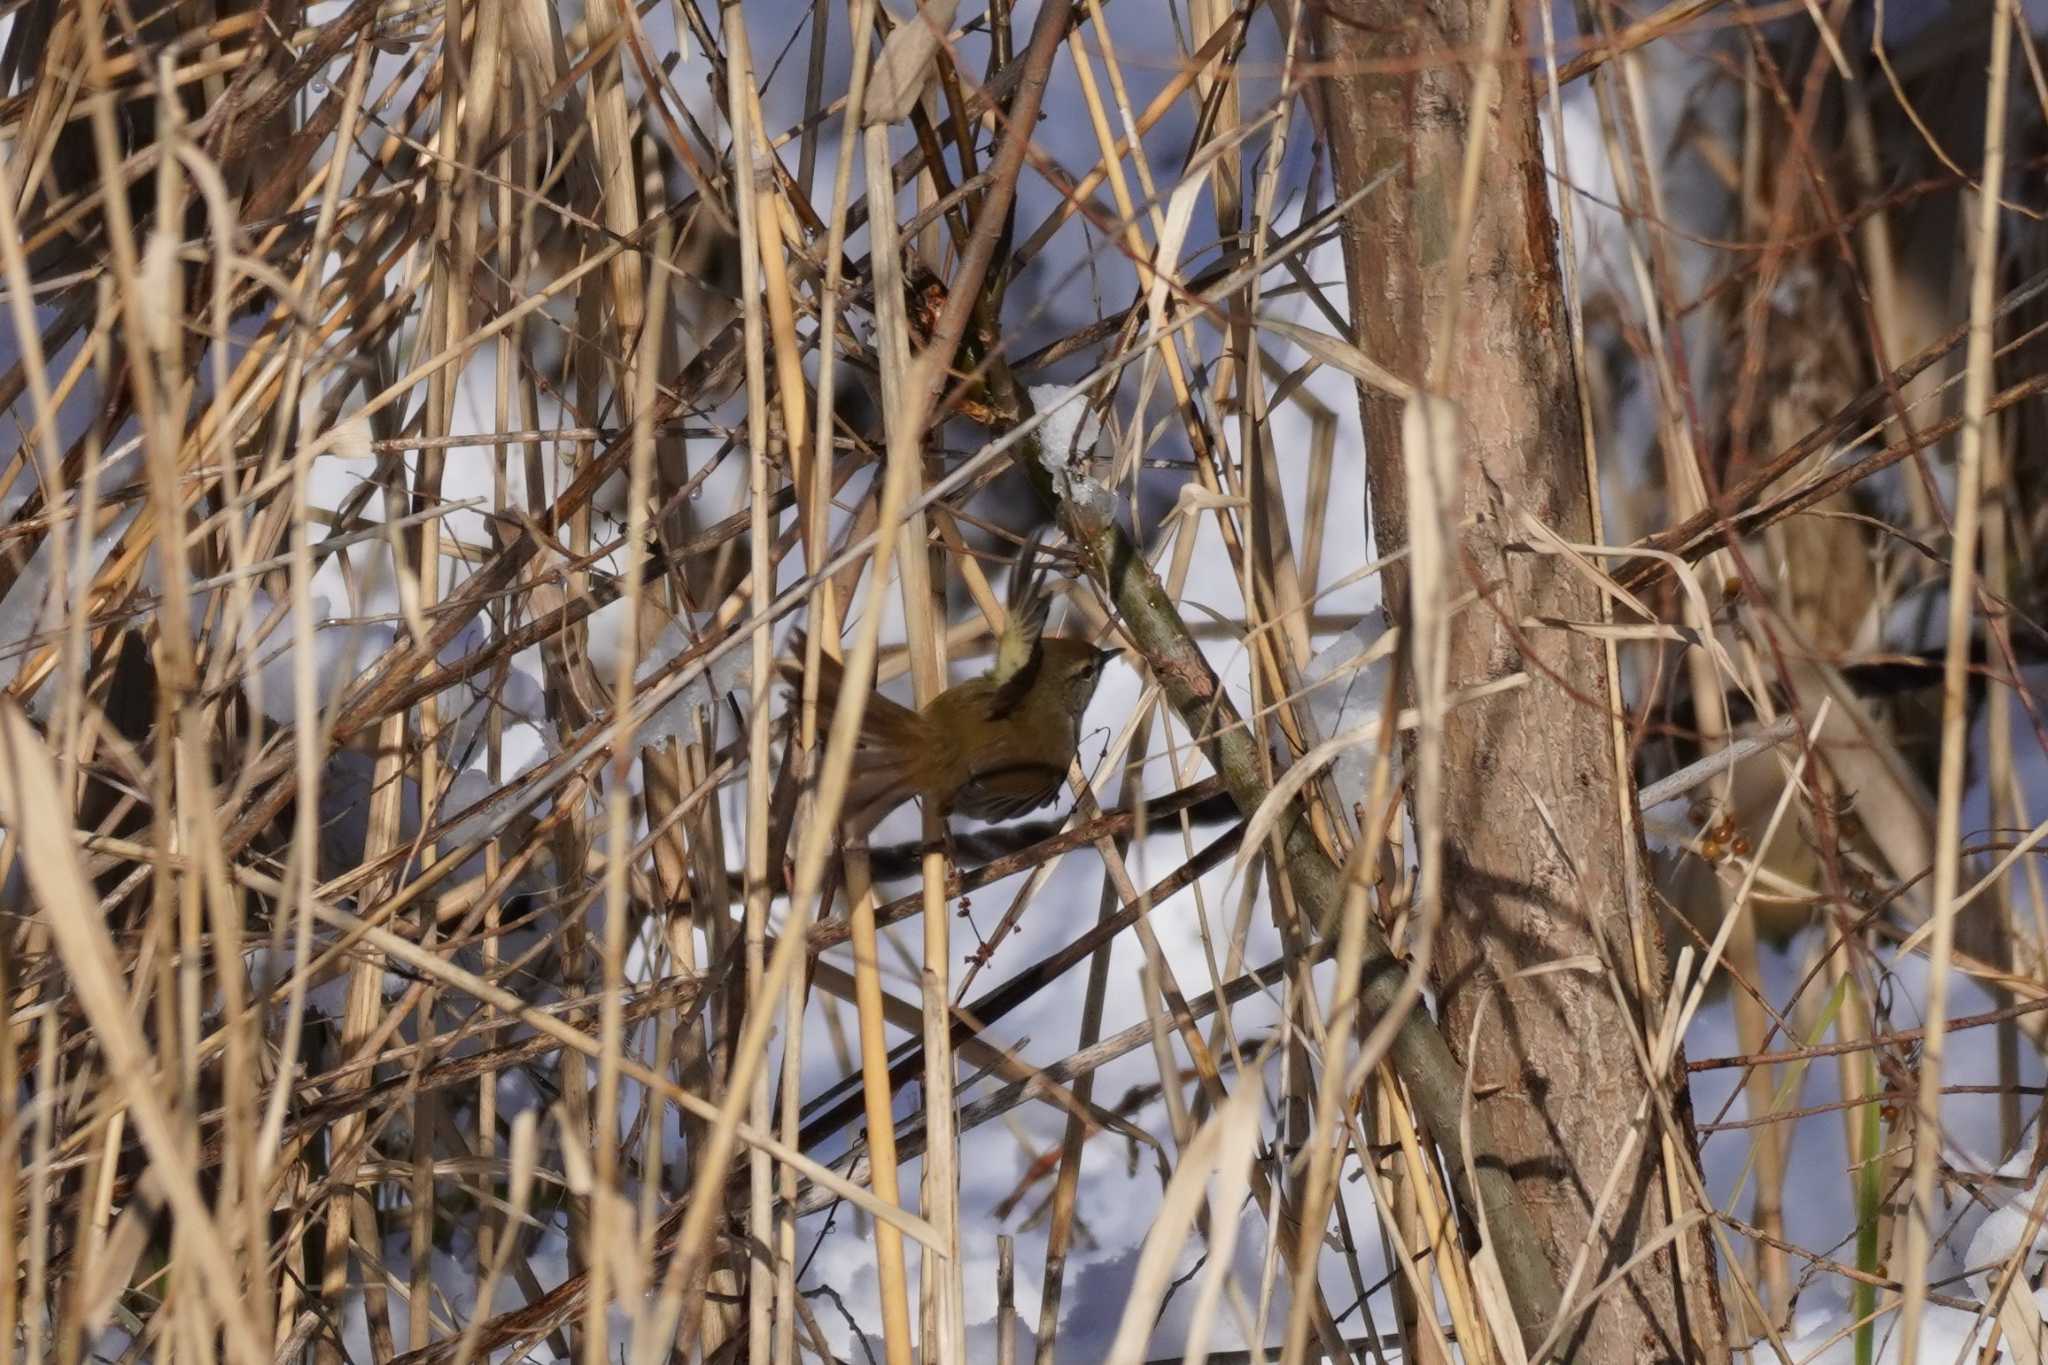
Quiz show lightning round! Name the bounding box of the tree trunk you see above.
[1314,6,1731,1362]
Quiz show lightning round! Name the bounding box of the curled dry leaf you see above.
[863,0,960,127]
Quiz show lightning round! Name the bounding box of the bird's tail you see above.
[779,632,928,821]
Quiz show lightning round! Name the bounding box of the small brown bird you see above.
[783,531,1112,828]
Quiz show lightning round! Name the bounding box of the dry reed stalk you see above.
[11,2,2048,1363]
[1898,0,2017,1354]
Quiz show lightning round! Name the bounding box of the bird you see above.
[781,530,1112,830]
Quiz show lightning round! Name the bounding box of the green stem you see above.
[1855,1051,1883,1365]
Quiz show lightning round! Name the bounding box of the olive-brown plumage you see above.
[782,532,1110,827]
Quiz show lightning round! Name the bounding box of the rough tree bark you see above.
[1313,6,1731,1362]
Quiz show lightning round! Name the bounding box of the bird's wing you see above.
[986,528,1050,718]
[952,759,1067,821]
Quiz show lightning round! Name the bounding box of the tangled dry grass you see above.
[6,0,2048,1362]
